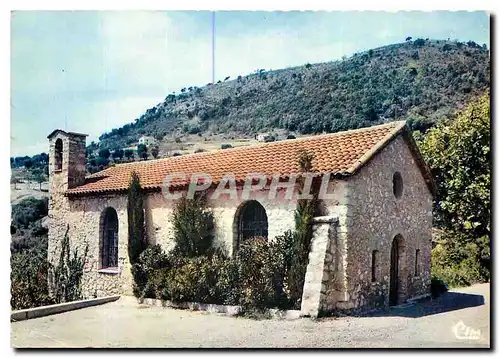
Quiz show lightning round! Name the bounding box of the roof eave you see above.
[340,121,436,197]
[343,121,407,176]
[401,130,438,198]
[47,129,89,139]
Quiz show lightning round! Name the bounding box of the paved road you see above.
[11,283,490,348]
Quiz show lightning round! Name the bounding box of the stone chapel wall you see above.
[338,135,433,312]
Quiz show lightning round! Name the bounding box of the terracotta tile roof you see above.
[65,121,434,196]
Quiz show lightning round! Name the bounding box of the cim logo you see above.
[452,321,481,340]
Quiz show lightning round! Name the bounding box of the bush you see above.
[414,38,426,47]
[235,237,291,311]
[221,144,233,149]
[162,256,214,303]
[431,239,490,288]
[11,197,48,229]
[11,246,54,310]
[172,194,214,258]
[135,235,295,310]
[158,249,238,305]
[47,225,88,304]
[430,277,448,298]
[188,126,201,135]
[132,244,170,298]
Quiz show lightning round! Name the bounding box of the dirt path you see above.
[11,283,490,348]
[10,182,49,205]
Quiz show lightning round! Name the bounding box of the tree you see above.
[287,150,318,306]
[98,148,110,160]
[31,169,46,190]
[151,146,159,159]
[137,144,148,160]
[112,149,124,161]
[95,157,109,168]
[24,159,33,169]
[414,38,426,47]
[11,176,20,190]
[124,149,134,161]
[127,171,147,267]
[418,92,490,285]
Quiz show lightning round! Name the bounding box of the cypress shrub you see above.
[128,171,148,296]
[287,150,318,308]
[128,171,147,264]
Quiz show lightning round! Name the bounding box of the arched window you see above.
[54,138,63,172]
[236,200,268,245]
[101,207,119,269]
[393,172,403,198]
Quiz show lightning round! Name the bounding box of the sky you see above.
[10,11,490,156]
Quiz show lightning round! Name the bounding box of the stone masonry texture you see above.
[47,130,432,315]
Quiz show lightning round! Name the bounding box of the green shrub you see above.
[47,225,88,304]
[172,194,214,258]
[430,276,448,298]
[135,234,296,311]
[11,197,48,229]
[128,171,147,266]
[235,237,289,311]
[211,253,240,305]
[159,249,238,305]
[162,256,210,303]
[132,244,170,298]
[11,223,48,254]
[431,238,490,288]
[11,246,54,310]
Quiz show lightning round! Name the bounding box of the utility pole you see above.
[212,11,215,84]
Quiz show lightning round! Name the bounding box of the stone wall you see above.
[301,216,339,318]
[145,183,301,257]
[48,131,133,298]
[49,179,304,298]
[338,135,433,312]
[47,131,431,309]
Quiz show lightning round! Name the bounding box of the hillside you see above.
[93,38,490,155]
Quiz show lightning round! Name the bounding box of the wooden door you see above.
[389,239,399,306]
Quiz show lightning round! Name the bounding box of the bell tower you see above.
[47,129,88,192]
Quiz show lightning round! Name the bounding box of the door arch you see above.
[389,234,406,306]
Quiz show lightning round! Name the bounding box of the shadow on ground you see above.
[371,291,485,318]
